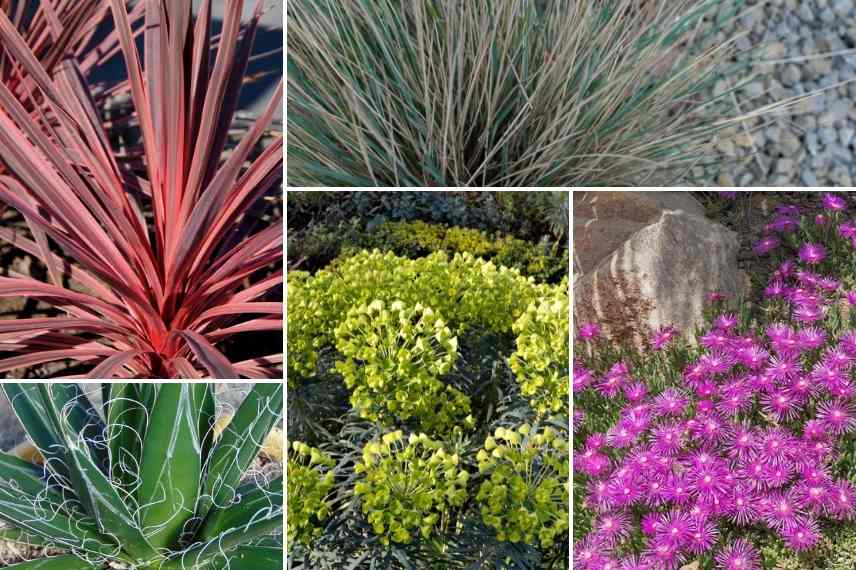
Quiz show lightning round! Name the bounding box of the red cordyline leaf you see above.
[0,0,283,379]
[0,0,141,217]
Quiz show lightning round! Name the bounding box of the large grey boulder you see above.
[574,191,747,346]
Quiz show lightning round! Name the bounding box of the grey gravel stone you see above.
[708,0,856,186]
[780,64,803,86]
[801,169,820,185]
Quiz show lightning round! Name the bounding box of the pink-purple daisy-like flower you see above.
[822,192,846,212]
[753,235,780,255]
[715,539,760,570]
[798,243,827,265]
[579,322,601,341]
[650,325,678,350]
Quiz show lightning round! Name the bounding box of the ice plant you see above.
[0,1,283,378]
[0,382,283,568]
[573,192,856,567]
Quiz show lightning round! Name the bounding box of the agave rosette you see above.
[0,0,283,378]
[0,382,283,569]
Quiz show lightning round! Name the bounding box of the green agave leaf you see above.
[138,384,202,549]
[1,555,101,569]
[37,383,106,466]
[160,510,282,570]
[201,545,283,569]
[0,526,63,549]
[193,383,216,469]
[197,476,282,539]
[1,384,67,480]
[0,486,118,559]
[106,383,148,488]
[198,383,282,521]
[37,386,156,561]
[0,451,65,505]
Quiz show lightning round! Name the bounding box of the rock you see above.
[718,173,736,186]
[820,127,838,144]
[809,57,833,79]
[574,192,748,346]
[742,80,765,99]
[833,0,853,17]
[779,129,803,156]
[775,158,795,173]
[780,64,803,86]
[841,127,856,146]
[832,165,853,186]
[797,3,815,22]
[801,169,820,186]
[716,138,737,157]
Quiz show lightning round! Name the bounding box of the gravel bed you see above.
[706,0,856,187]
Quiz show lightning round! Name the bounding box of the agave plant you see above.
[0,0,283,378]
[288,0,753,186]
[0,382,283,569]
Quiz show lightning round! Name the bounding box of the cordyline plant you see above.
[0,0,283,378]
[0,382,283,569]
[0,0,142,184]
[288,0,753,187]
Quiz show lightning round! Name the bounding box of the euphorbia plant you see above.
[0,0,283,378]
[0,382,283,569]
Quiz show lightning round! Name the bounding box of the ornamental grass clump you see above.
[0,1,283,378]
[573,192,856,569]
[0,382,283,569]
[288,0,750,186]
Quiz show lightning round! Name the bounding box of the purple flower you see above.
[650,325,678,350]
[707,291,726,303]
[574,535,608,569]
[727,486,760,525]
[829,481,856,520]
[782,516,820,551]
[594,512,630,545]
[619,555,654,570]
[579,322,601,341]
[822,192,846,212]
[846,291,856,306]
[753,235,780,255]
[651,423,685,457]
[622,382,647,403]
[686,518,719,554]
[799,243,827,265]
[713,313,739,330]
[768,217,798,233]
[761,390,800,422]
[715,539,760,570]
[793,302,824,324]
[840,220,856,239]
[763,280,787,298]
[817,399,856,435]
[654,510,693,548]
[653,389,689,417]
[762,490,800,531]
